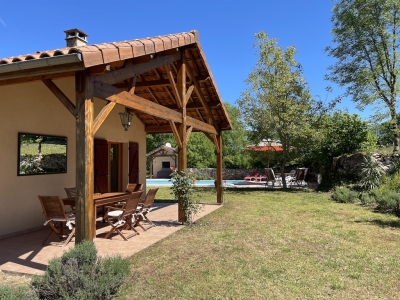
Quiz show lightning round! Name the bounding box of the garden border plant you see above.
[170,169,204,224]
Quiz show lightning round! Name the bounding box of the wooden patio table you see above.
[63,192,131,236]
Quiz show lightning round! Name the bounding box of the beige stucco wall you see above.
[152,151,177,178]
[0,78,146,237]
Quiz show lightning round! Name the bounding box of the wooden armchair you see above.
[104,191,142,241]
[136,188,159,231]
[38,195,75,247]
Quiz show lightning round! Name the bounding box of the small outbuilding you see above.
[147,143,177,178]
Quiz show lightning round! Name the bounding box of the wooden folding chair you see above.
[38,196,75,247]
[104,191,142,241]
[64,187,76,210]
[136,188,159,231]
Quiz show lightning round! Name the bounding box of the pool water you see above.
[146,179,250,186]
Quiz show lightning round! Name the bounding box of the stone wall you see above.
[188,168,267,180]
[332,152,399,182]
[19,154,67,174]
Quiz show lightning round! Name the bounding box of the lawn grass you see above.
[117,187,400,299]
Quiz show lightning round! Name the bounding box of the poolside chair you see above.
[294,168,308,188]
[256,172,267,182]
[244,171,259,181]
[104,191,143,241]
[38,195,75,247]
[264,168,282,187]
[136,188,159,231]
[285,170,297,187]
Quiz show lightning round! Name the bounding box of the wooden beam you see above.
[213,134,220,154]
[42,79,76,117]
[185,85,194,107]
[216,132,223,204]
[169,120,182,149]
[75,73,95,242]
[95,52,180,85]
[93,81,217,134]
[177,59,187,223]
[165,64,181,108]
[185,126,193,144]
[93,101,116,134]
[128,75,137,95]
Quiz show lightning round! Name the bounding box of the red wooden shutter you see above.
[94,139,108,193]
[128,142,139,184]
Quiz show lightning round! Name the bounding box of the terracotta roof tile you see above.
[0,31,198,68]
[127,40,146,57]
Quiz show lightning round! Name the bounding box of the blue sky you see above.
[0,0,375,119]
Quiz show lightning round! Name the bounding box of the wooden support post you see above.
[75,73,95,243]
[216,132,223,204]
[177,58,187,223]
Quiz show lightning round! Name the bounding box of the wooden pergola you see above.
[0,30,232,242]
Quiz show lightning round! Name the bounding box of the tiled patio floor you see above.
[0,203,221,276]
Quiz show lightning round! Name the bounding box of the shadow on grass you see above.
[355,218,400,229]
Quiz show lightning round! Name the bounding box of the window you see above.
[162,161,170,169]
[18,133,67,175]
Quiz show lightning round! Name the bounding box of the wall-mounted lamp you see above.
[119,108,133,131]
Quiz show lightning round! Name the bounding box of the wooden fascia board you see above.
[93,80,217,134]
[94,51,180,85]
[42,79,76,117]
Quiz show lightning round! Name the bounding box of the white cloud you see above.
[0,17,6,27]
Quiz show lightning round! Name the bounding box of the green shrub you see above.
[372,189,400,216]
[359,192,376,206]
[0,285,37,300]
[331,186,359,203]
[379,171,400,192]
[31,240,130,300]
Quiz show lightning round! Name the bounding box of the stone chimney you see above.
[64,28,88,47]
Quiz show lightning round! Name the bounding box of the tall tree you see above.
[237,31,316,187]
[326,0,400,152]
[222,103,251,168]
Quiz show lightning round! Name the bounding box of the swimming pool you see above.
[146,179,253,186]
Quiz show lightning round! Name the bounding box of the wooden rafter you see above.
[95,52,180,85]
[183,55,219,131]
[42,79,76,117]
[165,64,181,108]
[133,75,208,87]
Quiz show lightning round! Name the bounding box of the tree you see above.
[221,103,252,168]
[237,31,316,188]
[326,0,400,152]
[302,111,371,174]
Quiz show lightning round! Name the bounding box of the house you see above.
[146,143,177,178]
[0,29,232,241]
